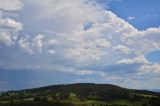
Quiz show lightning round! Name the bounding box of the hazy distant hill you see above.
[0,83,160,106]
[148,89,160,93]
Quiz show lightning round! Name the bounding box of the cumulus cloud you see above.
[32,34,45,53]
[18,34,45,54]
[0,18,23,31]
[113,45,132,54]
[18,36,33,54]
[0,0,159,67]
[124,28,160,55]
[0,0,23,46]
[22,0,104,33]
[0,0,160,89]
[0,0,22,11]
[94,39,111,48]
[1,0,160,68]
[0,31,13,46]
[116,55,149,64]
[138,63,160,74]
[0,18,23,46]
[65,47,103,65]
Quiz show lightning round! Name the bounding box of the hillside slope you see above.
[0,83,160,106]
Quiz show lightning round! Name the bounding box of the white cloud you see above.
[0,0,23,46]
[48,49,56,55]
[23,0,104,33]
[32,34,45,53]
[113,45,132,54]
[65,47,103,66]
[0,0,22,11]
[123,27,160,55]
[105,76,122,80]
[0,18,23,46]
[0,0,159,67]
[0,31,12,46]
[127,16,135,21]
[0,18,23,31]
[63,68,93,75]
[2,0,159,67]
[116,55,149,64]
[0,0,160,89]
[0,0,23,47]
[18,36,33,54]
[48,39,59,45]
[144,28,160,42]
[94,39,111,48]
[18,34,45,54]
[138,63,160,74]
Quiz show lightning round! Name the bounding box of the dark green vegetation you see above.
[0,83,160,106]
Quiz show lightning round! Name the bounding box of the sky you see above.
[0,0,160,91]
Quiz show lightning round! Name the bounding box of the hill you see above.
[0,83,160,106]
[148,89,160,93]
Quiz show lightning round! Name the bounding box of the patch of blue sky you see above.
[107,0,160,30]
[146,51,160,63]
[83,21,93,31]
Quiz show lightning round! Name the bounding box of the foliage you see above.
[0,83,160,106]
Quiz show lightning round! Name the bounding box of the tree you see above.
[33,96,40,102]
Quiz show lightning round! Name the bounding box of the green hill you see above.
[0,83,160,106]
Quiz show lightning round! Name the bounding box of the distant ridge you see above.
[148,89,160,93]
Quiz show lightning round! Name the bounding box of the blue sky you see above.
[0,0,160,91]
[108,0,160,30]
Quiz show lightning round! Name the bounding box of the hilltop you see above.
[0,83,160,106]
